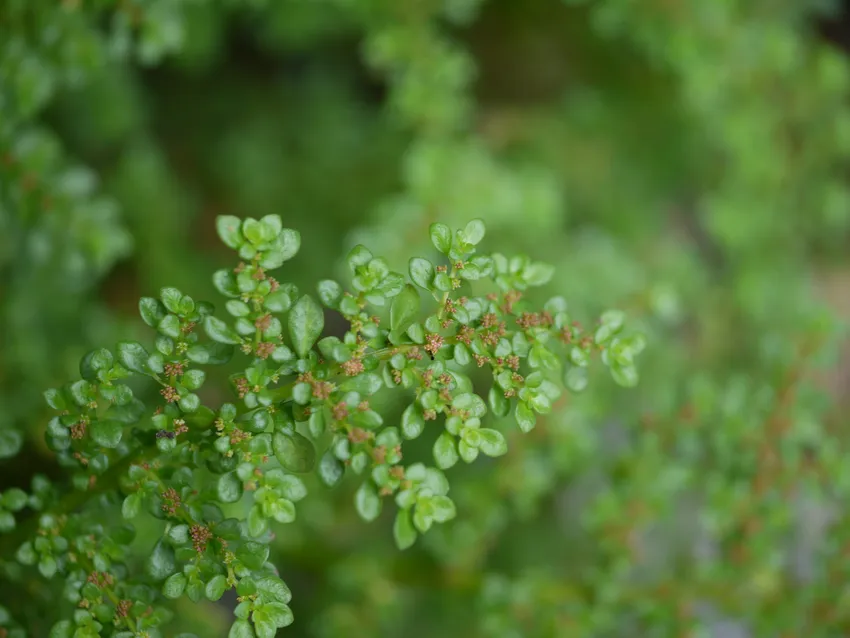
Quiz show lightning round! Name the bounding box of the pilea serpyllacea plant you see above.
[0,215,643,638]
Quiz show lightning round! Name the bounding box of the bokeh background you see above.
[3,0,850,636]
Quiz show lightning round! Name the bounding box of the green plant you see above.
[0,215,641,637]
[6,1,850,637]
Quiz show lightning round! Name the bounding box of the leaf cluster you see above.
[0,216,642,637]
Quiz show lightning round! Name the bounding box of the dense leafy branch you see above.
[0,215,642,637]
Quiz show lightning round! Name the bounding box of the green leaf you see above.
[189,579,206,602]
[390,284,420,332]
[277,474,307,501]
[393,509,418,550]
[347,245,373,271]
[452,393,487,418]
[308,409,325,440]
[463,219,486,245]
[339,295,359,316]
[433,432,459,469]
[181,295,197,314]
[38,555,57,579]
[521,262,554,286]
[2,488,27,511]
[182,369,206,390]
[148,352,166,374]
[262,602,294,628]
[168,524,189,545]
[515,402,536,433]
[15,542,36,566]
[256,576,292,604]
[247,410,272,434]
[478,429,508,457]
[264,290,291,313]
[79,348,113,381]
[318,337,351,363]
[433,272,452,292]
[318,450,344,487]
[162,573,187,599]
[267,229,301,267]
[117,341,150,375]
[216,215,245,249]
[527,390,553,414]
[292,382,311,405]
[610,362,639,388]
[160,288,184,314]
[238,541,269,570]
[260,214,283,236]
[242,218,272,246]
[253,619,276,638]
[270,498,296,523]
[154,336,174,358]
[49,621,74,638]
[68,380,92,406]
[565,367,588,392]
[226,300,251,317]
[401,404,425,440]
[234,601,252,619]
[354,481,382,522]
[429,222,452,254]
[188,407,217,429]
[228,620,255,638]
[458,438,479,463]
[101,384,134,406]
[217,472,243,504]
[204,316,242,345]
[273,432,316,474]
[0,511,15,533]
[339,372,383,395]
[213,269,240,297]
[0,431,22,459]
[179,394,200,413]
[488,386,509,417]
[600,309,626,330]
[158,314,181,339]
[187,342,234,365]
[43,388,66,411]
[570,346,590,368]
[529,344,560,371]
[453,343,471,365]
[205,575,227,601]
[288,295,324,358]
[122,493,141,519]
[430,495,457,523]
[412,505,432,533]
[317,279,343,308]
[147,539,175,581]
[351,409,383,430]
[91,420,123,448]
[378,272,408,299]
[472,254,493,276]
[408,257,436,291]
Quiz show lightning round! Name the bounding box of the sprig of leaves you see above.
[8,215,642,637]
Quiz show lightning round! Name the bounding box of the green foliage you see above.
[0,216,638,636]
[3,0,850,636]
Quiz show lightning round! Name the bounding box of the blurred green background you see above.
[3,0,850,636]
